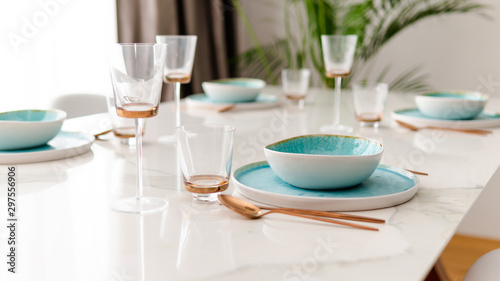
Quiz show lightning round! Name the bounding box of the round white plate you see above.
[186,93,279,110]
[392,108,500,129]
[233,161,419,211]
[0,131,94,164]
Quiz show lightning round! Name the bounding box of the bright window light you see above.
[0,0,117,112]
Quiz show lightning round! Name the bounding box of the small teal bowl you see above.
[0,109,67,150]
[202,78,266,103]
[415,91,487,120]
[264,135,384,190]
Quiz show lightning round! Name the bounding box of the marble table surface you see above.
[1,86,499,281]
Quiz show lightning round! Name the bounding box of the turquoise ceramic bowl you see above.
[202,78,266,103]
[264,135,384,190]
[415,91,487,120]
[0,109,67,150]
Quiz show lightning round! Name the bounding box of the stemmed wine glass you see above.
[108,43,168,214]
[155,35,197,143]
[320,35,358,134]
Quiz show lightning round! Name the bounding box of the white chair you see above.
[463,248,500,281]
[51,93,108,119]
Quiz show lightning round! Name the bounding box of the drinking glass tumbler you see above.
[176,124,235,202]
[352,82,388,128]
[282,68,311,108]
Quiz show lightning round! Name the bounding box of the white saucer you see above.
[185,93,279,110]
[232,161,419,211]
[392,108,500,129]
[0,131,94,164]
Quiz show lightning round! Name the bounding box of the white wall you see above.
[373,3,500,94]
[0,0,117,112]
[237,0,500,240]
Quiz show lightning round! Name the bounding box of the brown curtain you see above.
[116,0,237,100]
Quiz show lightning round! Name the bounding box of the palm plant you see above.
[232,0,486,92]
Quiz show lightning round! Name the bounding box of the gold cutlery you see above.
[93,129,112,140]
[218,194,380,231]
[180,104,235,112]
[396,120,492,136]
[404,169,429,176]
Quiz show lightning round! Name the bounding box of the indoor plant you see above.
[232,0,486,92]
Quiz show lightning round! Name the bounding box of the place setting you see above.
[392,90,499,134]
[184,77,280,112]
[173,121,425,232]
[232,135,420,214]
[0,109,94,164]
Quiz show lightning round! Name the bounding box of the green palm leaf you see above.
[232,40,288,83]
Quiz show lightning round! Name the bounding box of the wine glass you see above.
[108,43,168,214]
[155,35,197,143]
[320,35,358,134]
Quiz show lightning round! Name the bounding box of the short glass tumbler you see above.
[106,96,145,145]
[352,82,389,128]
[176,124,235,202]
[282,68,311,102]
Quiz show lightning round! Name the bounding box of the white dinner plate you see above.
[233,161,419,211]
[185,93,279,110]
[0,131,94,164]
[392,108,500,129]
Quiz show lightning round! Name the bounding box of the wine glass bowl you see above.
[108,43,168,214]
[155,35,197,143]
[320,35,358,134]
[157,35,197,84]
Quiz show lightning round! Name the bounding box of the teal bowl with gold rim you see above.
[415,91,487,120]
[0,109,67,150]
[263,134,383,190]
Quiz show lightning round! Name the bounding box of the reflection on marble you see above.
[176,202,235,278]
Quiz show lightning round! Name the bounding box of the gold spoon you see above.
[395,120,492,136]
[216,104,236,112]
[218,195,379,231]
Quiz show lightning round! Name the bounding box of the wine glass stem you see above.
[175,81,181,127]
[333,76,342,126]
[135,118,144,200]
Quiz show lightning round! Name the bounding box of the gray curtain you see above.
[116,0,237,100]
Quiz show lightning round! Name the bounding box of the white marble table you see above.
[1,87,500,281]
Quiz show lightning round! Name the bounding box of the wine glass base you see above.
[112,196,168,214]
[320,124,353,135]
